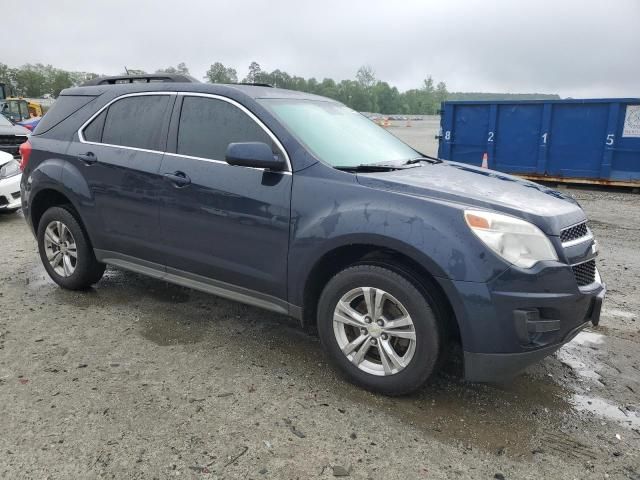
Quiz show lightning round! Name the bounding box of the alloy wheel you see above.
[43,220,78,277]
[333,287,417,376]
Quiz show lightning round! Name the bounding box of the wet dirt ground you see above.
[0,185,639,478]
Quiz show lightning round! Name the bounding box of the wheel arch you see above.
[30,187,76,233]
[299,241,461,348]
[29,186,99,255]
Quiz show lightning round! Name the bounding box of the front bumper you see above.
[438,261,606,382]
[464,286,604,381]
[0,173,22,210]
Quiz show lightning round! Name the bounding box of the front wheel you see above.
[317,264,441,395]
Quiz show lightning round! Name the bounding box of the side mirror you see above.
[225,142,286,171]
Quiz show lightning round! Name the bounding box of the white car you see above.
[0,150,21,212]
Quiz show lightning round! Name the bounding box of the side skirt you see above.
[94,249,301,319]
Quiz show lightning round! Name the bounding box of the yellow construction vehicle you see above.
[0,83,46,122]
[1,98,45,122]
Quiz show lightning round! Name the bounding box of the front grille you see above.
[561,222,589,243]
[572,260,596,287]
[0,196,7,207]
[0,135,26,156]
[0,135,26,147]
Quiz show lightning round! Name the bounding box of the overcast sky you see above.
[3,0,638,98]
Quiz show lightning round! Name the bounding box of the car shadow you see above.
[34,265,587,460]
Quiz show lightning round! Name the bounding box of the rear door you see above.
[157,94,292,300]
[67,92,175,264]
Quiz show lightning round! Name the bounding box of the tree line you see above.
[0,61,559,114]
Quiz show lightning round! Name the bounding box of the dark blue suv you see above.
[18,75,605,394]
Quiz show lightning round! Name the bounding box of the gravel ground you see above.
[1,157,639,478]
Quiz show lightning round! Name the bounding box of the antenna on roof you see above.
[124,66,130,75]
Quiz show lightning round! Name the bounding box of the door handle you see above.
[163,171,191,187]
[78,152,98,165]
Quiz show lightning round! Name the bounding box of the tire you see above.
[317,264,441,395]
[37,206,105,290]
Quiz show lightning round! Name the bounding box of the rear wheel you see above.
[37,206,105,290]
[317,264,440,395]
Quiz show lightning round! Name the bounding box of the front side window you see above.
[89,95,171,150]
[177,96,275,161]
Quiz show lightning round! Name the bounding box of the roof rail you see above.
[82,74,200,86]
[233,82,274,88]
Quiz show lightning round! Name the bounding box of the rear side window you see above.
[99,95,171,150]
[34,95,96,135]
[177,96,274,160]
[82,109,106,142]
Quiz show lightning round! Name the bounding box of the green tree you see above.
[243,62,262,83]
[434,81,448,111]
[373,82,401,114]
[156,62,190,75]
[12,64,48,97]
[48,68,73,97]
[204,62,238,83]
[317,78,338,99]
[356,65,376,90]
[0,63,16,96]
[69,71,100,87]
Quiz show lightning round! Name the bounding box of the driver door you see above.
[157,94,292,302]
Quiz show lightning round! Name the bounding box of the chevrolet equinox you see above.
[19,75,605,394]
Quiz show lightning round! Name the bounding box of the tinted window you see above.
[34,95,96,134]
[83,109,106,142]
[177,96,274,160]
[101,95,171,150]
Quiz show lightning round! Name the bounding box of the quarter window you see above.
[85,95,171,150]
[82,109,106,143]
[177,96,276,161]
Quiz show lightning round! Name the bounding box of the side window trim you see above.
[78,92,177,155]
[77,91,292,173]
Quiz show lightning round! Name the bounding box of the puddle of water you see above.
[556,331,606,383]
[571,331,605,346]
[603,308,637,320]
[572,394,640,429]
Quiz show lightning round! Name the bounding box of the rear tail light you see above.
[19,140,32,171]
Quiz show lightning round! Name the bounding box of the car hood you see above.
[0,149,15,167]
[0,124,30,136]
[356,161,585,235]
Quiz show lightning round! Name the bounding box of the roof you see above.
[81,73,200,86]
[64,80,334,103]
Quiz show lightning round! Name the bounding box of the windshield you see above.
[258,99,418,167]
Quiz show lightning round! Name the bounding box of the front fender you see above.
[287,165,509,306]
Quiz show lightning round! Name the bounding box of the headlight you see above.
[0,159,21,179]
[464,210,558,268]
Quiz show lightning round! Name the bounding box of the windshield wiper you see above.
[334,164,402,172]
[403,155,443,165]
